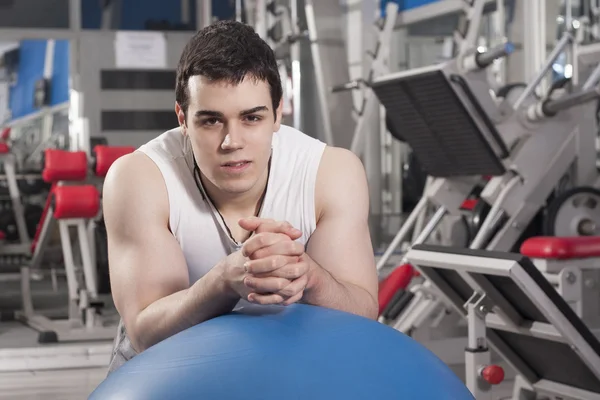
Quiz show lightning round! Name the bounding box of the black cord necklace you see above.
[192,157,271,246]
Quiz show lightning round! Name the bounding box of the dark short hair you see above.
[176,20,282,121]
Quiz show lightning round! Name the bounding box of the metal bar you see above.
[3,102,69,128]
[583,61,600,90]
[196,0,212,30]
[59,221,79,307]
[474,42,514,68]
[513,31,573,110]
[304,0,334,146]
[78,220,98,299]
[4,157,30,245]
[350,1,398,156]
[471,175,520,250]
[69,0,82,31]
[202,0,212,28]
[459,0,487,54]
[235,0,243,22]
[544,85,600,114]
[376,195,428,271]
[181,0,191,24]
[290,0,302,130]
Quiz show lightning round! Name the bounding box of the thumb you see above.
[238,216,261,231]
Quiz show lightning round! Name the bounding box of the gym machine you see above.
[245,0,334,145]
[16,145,133,343]
[375,6,600,339]
[406,243,600,400]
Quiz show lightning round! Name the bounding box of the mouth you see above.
[220,160,252,173]
[221,160,251,168]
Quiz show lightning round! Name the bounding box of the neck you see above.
[200,166,269,216]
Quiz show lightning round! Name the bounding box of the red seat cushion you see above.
[521,236,600,259]
[378,263,414,315]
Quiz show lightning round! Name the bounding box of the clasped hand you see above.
[226,217,309,306]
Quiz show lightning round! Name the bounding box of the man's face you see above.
[178,75,281,196]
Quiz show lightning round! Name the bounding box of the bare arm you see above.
[302,147,379,319]
[104,153,239,353]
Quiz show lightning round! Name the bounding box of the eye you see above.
[244,115,262,123]
[201,117,220,126]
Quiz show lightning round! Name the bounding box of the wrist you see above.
[304,254,322,294]
[211,261,240,300]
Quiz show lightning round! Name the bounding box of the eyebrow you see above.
[194,106,269,118]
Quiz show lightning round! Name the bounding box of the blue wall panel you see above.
[9,40,47,120]
[8,40,70,120]
[120,0,182,30]
[51,40,70,105]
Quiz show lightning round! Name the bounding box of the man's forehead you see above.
[187,75,270,92]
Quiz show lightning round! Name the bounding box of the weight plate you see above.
[543,186,600,236]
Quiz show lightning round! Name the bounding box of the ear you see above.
[273,97,283,132]
[175,102,187,134]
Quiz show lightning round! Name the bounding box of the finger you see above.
[247,292,285,305]
[238,217,275,232]
[250,240,304,260]
[251,260,308,280]
[241,232,290,258]
[277,274,308,298]
[255,221,302,240]
[239,217,302,240]
[244,275,291,294]
[245,255,299,275]
[282,291,304,306]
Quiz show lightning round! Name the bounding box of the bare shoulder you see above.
[103,151,169,233]
[317,146,366,182]
[315,146,369,219]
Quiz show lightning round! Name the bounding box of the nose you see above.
[220,127,244,151]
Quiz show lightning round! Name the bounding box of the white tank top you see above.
[136,124,326,286]
[107,125,326,374]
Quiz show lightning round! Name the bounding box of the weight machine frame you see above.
[16,183,116,344]
[406,244,600,400]
[375,2,600,339]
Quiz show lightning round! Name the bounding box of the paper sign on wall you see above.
[114,31,167,69]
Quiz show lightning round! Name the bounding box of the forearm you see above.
[131,266,239,352]
[302,257,378,320]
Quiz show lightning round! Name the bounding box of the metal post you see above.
[304,0,334,146]
[290,0,302,131]
[523,0,546,94]
[69,0,81,31]
[182,0,191,25]
[235,0,243,22]
[465,300,493,399]
[493,0,507,85]
[349,1,398,157]
[196,0,213,30]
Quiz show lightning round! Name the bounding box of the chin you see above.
[216,177,257,194]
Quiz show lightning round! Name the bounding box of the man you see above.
[103,20,378,374]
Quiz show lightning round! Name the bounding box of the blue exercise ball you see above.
[90,304,473,400]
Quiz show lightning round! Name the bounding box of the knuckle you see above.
[292,266,301,278]
[276,279,287,291]
[257,233,268,246]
